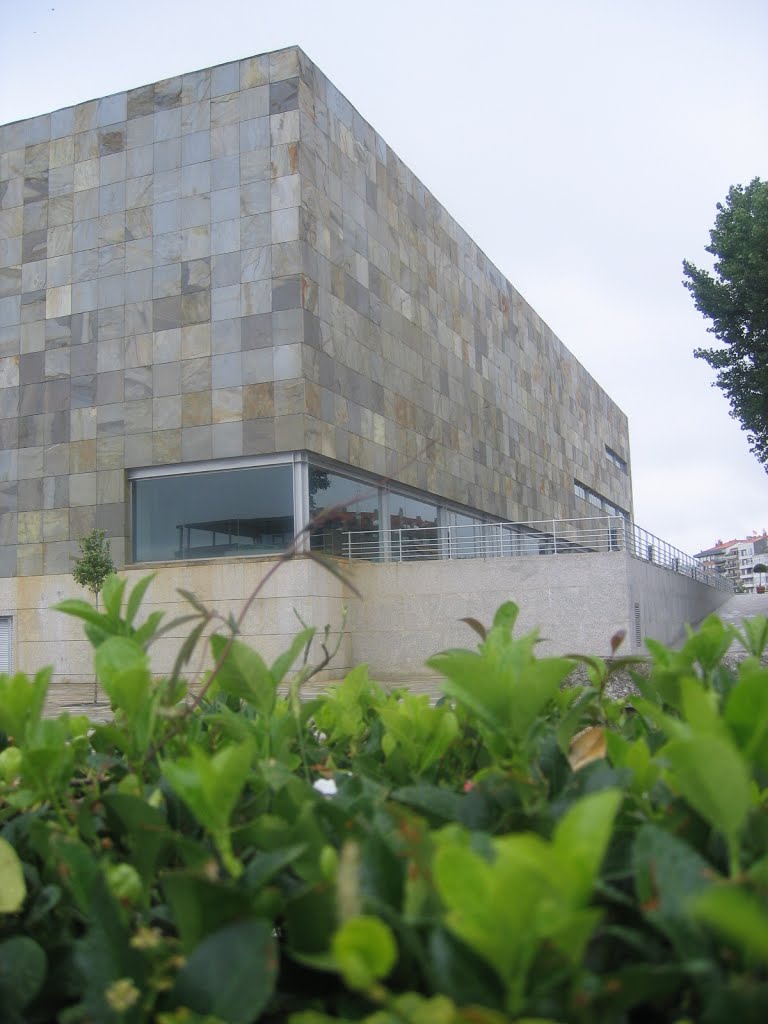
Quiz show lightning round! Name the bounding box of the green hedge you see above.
[1,575,767,1022]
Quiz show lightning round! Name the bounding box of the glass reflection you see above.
[446,510,486,558]
[133,465,294,562]
[309,468,379,557]
[388,492,439,560]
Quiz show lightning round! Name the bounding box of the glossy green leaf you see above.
[161,741,253,876]
[270,627,316,685]
[725,664,768,768]
[660,734,752,841]
[693,885,768,962]
[679,676,729,739]
[94,637,158,753]
[379,692,458,775]
[428,645,571,741]
[94,634,149,679]
[73,874,147,1021]
[53,598,113,632]
[605,732,657,794]
[100,572,127,620]
[172,919,277,1023]
[553,788,622,903]
[0,837,26,913]
[21,718,76,798]
[0,936,46,1012]
[102,793,170,884]
[332,915,397,990]
[210,634,276,714]
[633,824,718,957]
[392,784,465,823]
[731,614,768,658]
[427,927,505,1010]
[245,844,307,891]
[434,832,551,1001]
[124,572,156,627]
[162,873,256,953]
[681,615,735,675]
[0,667,51,743]
[132,610,166,647]
[45,833,101,916]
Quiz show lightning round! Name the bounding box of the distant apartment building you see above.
[694,534,768,592]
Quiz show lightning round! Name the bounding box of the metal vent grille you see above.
[0,616,12,674]
[634,603,642,648]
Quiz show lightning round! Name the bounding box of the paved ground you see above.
[43,592,768,721]
[44,668,445,722]
[710,591,768,650]
[717,591,768,622]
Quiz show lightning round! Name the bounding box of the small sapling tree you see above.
[72,528,116,702]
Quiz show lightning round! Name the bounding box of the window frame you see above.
[128,453,307,564]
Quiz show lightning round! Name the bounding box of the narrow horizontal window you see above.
[574,479,628,519]
[605,445,628,472]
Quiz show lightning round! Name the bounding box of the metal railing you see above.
[331,516,732,592]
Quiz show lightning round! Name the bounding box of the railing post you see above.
[398,530,403,562]
[552,519,558,554]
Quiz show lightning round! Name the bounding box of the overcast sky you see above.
[1,0,766,556]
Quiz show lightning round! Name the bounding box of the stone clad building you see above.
[0,46,639,686]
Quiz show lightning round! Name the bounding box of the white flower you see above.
[313,778,338,796]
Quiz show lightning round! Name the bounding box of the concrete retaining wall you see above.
[0,558,351,705]
[346,552,732,678]
[0,551,733,704]
[346,552,630,677]
[626,557,730,648]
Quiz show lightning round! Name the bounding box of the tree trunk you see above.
[93,590,99,704]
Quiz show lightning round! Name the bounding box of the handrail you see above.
[327,516,732,592]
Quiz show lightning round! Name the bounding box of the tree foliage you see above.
[71,529,117,702]
[71,528,115,600]
[683,177,768,468]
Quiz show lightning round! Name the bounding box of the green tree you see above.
[683,177,768,469]
[72,529,116,702]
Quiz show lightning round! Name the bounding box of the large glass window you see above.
[309,468,379,557]
[389,492,439,560]
[444,510,487,558]
[133,465,294,562]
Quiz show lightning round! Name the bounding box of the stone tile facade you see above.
[0,46,632,577]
